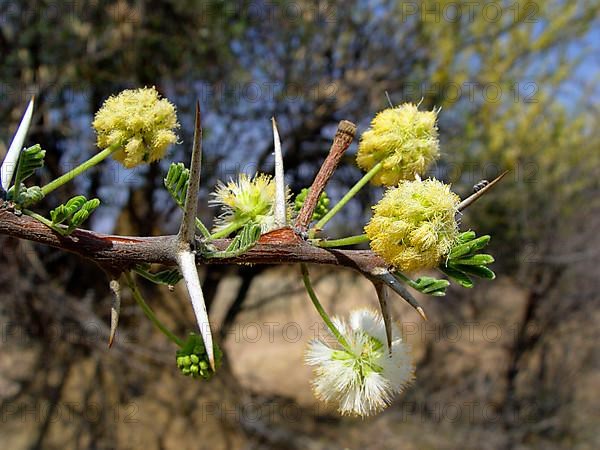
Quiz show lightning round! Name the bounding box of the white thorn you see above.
[271,117,287,228]
[177,250,215,371]
[108,279,121,348]
[2,96,34,190]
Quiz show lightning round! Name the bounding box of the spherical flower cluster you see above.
[92,87,179,168]
[365,179,460,272]
[210,173,292,234]
[357,104,440,186]
[306,309,414,417]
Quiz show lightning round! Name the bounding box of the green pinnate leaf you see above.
[135,265,183,286]
[404,275,450,296]
[51,195,86,224]
[164,162,190,207]
[439,265,474,288]
[421,279,450,295]
[454,264,496,280]
[451,254,495,266]
[14,144,45,186]
[457,230,476,244]
[449,235,490,259]
[49,195,100,235]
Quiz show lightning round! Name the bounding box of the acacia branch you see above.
[0,203,386,274]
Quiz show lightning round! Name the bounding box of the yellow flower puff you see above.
[357,104,440,186]
[93,87,179,168]
[209,173,292,234]
[365,179,459,272]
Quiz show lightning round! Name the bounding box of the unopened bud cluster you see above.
[294,188,330,221]
[176,333,222,380]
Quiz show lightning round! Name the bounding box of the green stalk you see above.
[300,263,352,352]
[125,272,184,347]
[393,270,417,289]
[310,161,383,238]
[313,233,369,248]
[209,218,247,239]
[194,218,211,239]
[41,143,120,196]
[23,209,67,236]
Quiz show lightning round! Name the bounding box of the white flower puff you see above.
[306,309,414,417]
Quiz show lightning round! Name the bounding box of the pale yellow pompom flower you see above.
[365,179,460,272]
[357,103,440,186]
[210,173,292,235]
[92,87,179,168]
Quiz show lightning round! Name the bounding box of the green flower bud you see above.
[294,188,330,221]
[175,332,223,381]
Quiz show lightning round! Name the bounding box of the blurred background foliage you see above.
[1,1,599,449]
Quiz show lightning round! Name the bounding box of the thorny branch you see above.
[0,108,505,328]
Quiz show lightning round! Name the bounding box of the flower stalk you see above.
[301,263,352,352]
[125,272,184,347]
[310,161,383,237]
[313,233,369,248]
[40,143,120,196]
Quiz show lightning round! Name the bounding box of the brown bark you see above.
[0,201,385,274]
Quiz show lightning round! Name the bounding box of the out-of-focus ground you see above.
[1,262,598,450]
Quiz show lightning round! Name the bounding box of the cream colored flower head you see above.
[357,103,440,186]
[306,309,414,417]
[92,87,179,168]
[365,178,460,272]
[210,173,292,234]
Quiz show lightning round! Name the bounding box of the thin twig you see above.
[294,120,356,231]
[457,170,508,212]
